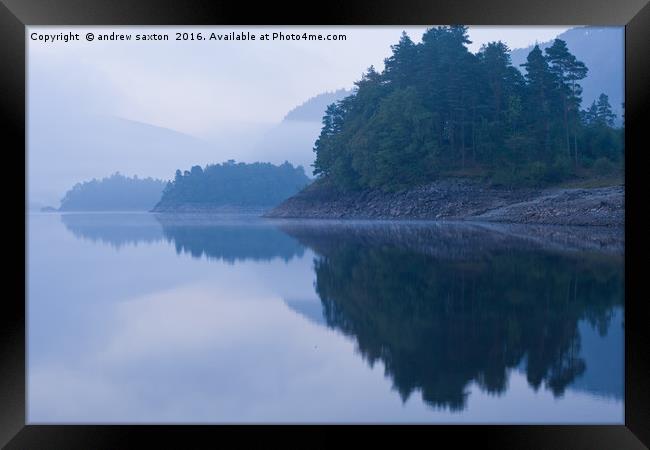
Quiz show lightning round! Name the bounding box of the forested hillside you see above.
[154,161,310,210]
[313,26,623,191]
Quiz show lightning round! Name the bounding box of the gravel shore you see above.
[264,179,624,227]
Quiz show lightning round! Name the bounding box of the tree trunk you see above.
[461,106,466,169]
[574,131,579,167]
[472,105,476,161]
[563,97,570,158]
[571,80,579,168]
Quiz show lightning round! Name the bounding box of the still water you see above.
[27,212,624,423]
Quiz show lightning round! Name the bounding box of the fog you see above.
[28,26,570,208]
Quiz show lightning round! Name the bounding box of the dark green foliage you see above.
[593,93,617,127]
[59,172,166,211]
[156,160,311,207]
[579,94,624,171]
[593,157,617,176]
[351,87,439,190]
[313,26,624,190]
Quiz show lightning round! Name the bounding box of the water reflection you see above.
[155,214,305,263]
[57,213,623,414]
[61,213,305,263]
[281,222,624,411]
[61,212,164,249]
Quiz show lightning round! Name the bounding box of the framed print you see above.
[1,0,648,447]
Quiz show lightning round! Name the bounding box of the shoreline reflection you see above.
[57,213,623,413]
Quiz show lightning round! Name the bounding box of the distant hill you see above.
[59,173,167,211]
[283,89,353,122]
[246,121,323,177]
[153,161,311,211]
[28,115,218,208]
[244,89,353,176]
[510,27,624,121]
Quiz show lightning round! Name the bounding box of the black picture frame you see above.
[1,0,648,447]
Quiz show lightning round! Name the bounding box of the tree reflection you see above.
[158,218,305,264]
[283,223,623,411]
[61,213,164,249]
[61,213,305,263]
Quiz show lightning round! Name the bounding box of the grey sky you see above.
[28,26,569,137]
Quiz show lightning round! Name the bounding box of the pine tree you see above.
[310,27,622,190]
[521,45,557,157]
[582,101,599,125]
[384,31,417,88]
[478,41,512,121]
[545,39,588,165]
[595,93,616,126]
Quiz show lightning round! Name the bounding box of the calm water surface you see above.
[27,212,624,423]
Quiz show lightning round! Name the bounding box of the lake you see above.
[27,212,624,423]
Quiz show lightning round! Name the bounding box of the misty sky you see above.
[29,26,569,136]
[27,26,571,206]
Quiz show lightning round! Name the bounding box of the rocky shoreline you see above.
[264,179,624,227]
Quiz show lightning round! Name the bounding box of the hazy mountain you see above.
[29,88,353,207]
[28,114,218,207]
[283,89,353,122]
[510,27,624,121]
[246,89,353,175]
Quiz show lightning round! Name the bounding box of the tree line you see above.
[155,160,311,208]
[59,172,166,211]
[313,26,623,190]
